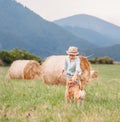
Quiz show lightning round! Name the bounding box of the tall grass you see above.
[0,65,120,122]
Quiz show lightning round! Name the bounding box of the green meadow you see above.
[0,65,120,122]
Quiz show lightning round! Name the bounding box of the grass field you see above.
[0,65,120,122]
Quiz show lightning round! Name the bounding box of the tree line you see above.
[0,48,114,66]
[89,57,114,64]
[0,49,41,65]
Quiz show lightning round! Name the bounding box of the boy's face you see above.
[69,54,76,60]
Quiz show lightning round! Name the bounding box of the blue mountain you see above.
[0,0,96,58]
[84,44,120,61]
[54,14,120,47]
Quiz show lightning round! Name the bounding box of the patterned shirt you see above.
[64,56,82,75]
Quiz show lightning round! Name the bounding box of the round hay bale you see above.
[41,55,91,85]
[79,56,91,84]
[8,60,41,79]
[41,56,66,85]
[90,70,99,79]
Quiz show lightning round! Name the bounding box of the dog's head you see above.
[68,76,81,88]
[67,80,76,88]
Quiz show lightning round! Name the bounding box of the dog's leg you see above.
[79,90,86,106]
[74,97,80,108]
[80,99,84,105]
[74,92,80,108]
[65,89,70,103]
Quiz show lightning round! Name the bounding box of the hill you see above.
[54,14,120,47]
[0,0,96,58]
[62,26,117,47]
[84,44,120,61]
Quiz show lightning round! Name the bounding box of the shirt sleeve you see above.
[76,57,82,75]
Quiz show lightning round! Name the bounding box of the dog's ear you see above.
[78,83,83,90]
[80,86,83,90]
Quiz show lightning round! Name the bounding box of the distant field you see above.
[0,65,120,122]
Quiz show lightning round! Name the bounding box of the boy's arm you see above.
[76,57,82,75]
[72,57,82,81]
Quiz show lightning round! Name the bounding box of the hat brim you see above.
[66,51,79,55]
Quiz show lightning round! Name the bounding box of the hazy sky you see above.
[16,0,120,26]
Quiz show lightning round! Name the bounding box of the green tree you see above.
[0,49,41,65]
[89,56,113,64]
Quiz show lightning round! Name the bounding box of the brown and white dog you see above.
[65,77,86,106]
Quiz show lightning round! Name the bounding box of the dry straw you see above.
[90,70,99,79]
[41,55,91,85]
[8,60,41,80]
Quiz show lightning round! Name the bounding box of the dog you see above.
[65,77,86,106]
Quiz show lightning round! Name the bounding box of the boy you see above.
[62,46,82,84]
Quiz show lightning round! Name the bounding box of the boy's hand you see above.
[72,75,77,81]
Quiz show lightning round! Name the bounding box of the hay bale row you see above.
[41,55,91,85]
[8,55,97,83]
[8,60,41,80]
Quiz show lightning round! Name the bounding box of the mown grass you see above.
[0,65,120,122]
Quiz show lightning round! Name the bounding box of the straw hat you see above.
[66,46,79,55]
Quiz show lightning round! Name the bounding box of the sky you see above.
[16,0,120,26]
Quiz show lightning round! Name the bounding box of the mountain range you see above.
[0,0,120,61]
[54,14,120,61]
[83,44,120,61]
[0,0,95,59]
[54,14,120,47]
